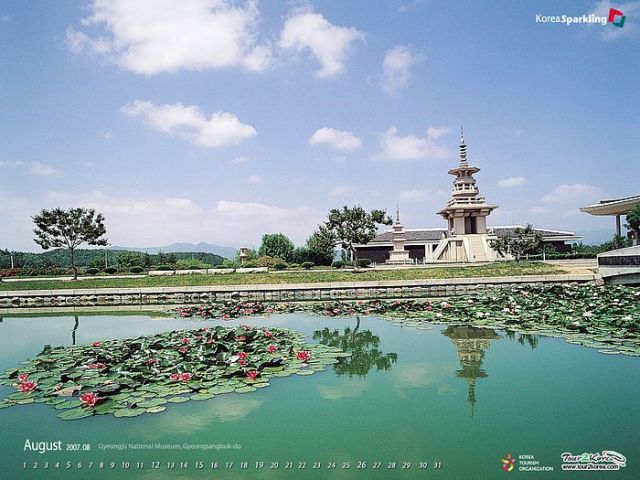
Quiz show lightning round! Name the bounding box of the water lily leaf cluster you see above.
[0,325,348,420]
[176,284,640,356]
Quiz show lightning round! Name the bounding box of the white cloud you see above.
[381,45,422,95]
[230,156,249,165]
[215,200,313,219]
[328,185,353,197]
[246,175,262,184]
[1,14,13,23]
[0,187,323,250]
[540,184,604,204]
[279,10,363,78]
[0,160,60,177]
[374,125,453,161]
[66,0,272,75]
[528,206,551,215]
[587,1,640,40]
[398,188,437,201]
[317,378,367,401]
[498,176,527,188]
[308,127,362,152]
[121,100,256,148]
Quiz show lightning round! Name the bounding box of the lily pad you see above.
[190,392,216,401]
[137,398,167,408]
[58,408,93,421]
[234,386,257,393]
[167,396,190,404]
[146,406,167,414]
[113,408,146,418]
[1,324,348,420]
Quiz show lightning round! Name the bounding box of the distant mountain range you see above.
[111,242,237,259]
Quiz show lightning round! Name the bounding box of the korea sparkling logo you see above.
[608,8,626,27]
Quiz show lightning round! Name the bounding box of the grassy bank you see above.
[0,262,565,291]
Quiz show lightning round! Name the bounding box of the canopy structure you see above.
[580,195,640,236]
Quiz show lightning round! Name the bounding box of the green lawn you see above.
[0,262,565,291]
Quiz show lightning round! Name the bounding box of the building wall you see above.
[549,241,572,253]
[357,239,572,261]
[357,244,430,263]
[357,245,392,263]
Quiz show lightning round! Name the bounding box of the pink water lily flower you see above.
[237,352,248,360]
[267,345,278,353]
[169,373,181,381]
[181,338,190,344]
[80,392,99,408]
[181,373,192,381]
[246,370,259,380]
[263,330,274,338]
[239,359,246,366]
[88,363,106,369]
[17,374,29,382]
[147,359,159,365]
[296,351,311,362]
[178,346,189,354]
[18,381,37,392]
[92,341,103,347]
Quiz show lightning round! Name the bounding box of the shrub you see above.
[356,258,372,268]
[104,266,117,274]
[244,260,257,268]
[301,261,315,270]
[271,258,288,270]
[85,267,100,275]
[129,266,144,273]
[156,265,174,271]
[0,268,20,278]
[288,263,300,269]
[181,265,202,270]
[176,259,211,270]
[258,233,295,262]
[332,260,344,269]
[292,246,311,264]
[116,251,144,268]
[256,255,273,267]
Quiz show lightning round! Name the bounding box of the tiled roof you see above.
[371,226,578,243]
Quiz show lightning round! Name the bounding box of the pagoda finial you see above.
[459,125,468,164]
[395,203,400,223]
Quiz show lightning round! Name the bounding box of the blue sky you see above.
[1,0,639,251]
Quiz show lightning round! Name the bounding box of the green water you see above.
[0,313,638,479]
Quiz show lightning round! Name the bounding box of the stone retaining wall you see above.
[0,274,595,311]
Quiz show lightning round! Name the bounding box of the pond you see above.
[0,312,638,479]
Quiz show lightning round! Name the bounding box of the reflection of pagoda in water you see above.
[442,325,499,414]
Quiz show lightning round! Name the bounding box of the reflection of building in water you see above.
[442,325,499,414]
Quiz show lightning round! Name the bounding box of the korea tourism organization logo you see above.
[535,7,626,27]
[500,453,555,473]
[500,454,515,472]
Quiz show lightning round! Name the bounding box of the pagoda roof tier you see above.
[448,165,480,175]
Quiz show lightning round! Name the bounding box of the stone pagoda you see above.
[432,128,499,262]
[386,205,411,264]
